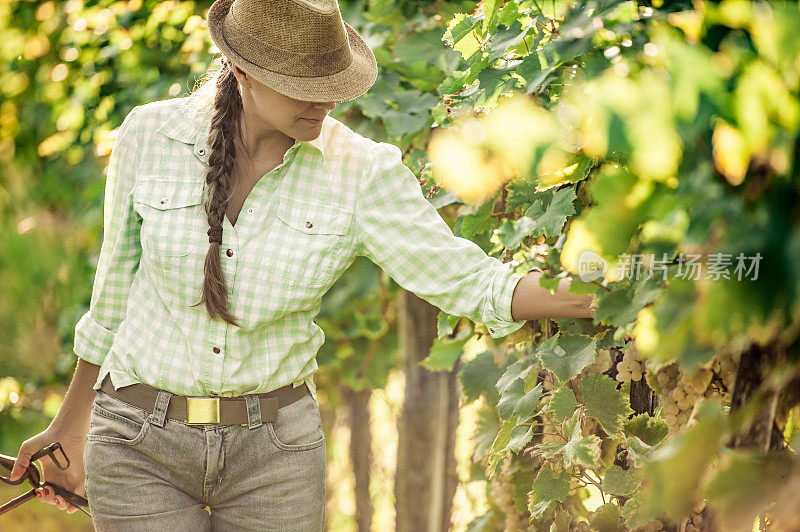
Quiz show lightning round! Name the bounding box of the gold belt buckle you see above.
[186,397,220,424]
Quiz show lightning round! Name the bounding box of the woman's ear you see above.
[230,62,248,88]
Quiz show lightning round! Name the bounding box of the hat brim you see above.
[207,0,378,103]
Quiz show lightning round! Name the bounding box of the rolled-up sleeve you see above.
[355,141,528,339]
[73,106,143,365]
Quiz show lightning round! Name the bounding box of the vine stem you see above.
[578,466,605,504]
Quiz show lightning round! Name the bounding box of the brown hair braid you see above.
[188,56,243,327]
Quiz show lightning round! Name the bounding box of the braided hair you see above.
[188,56,243,327]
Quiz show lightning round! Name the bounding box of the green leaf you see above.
[465,512,494,532]
[602,465,642,497]
[547,387,579,422]
[502,423,535,453]
[620,491,659,530]
[472,65,518,109]
[595,275,663,328]
[537,332,598,383]
[486,21,529,62]
[443,13,480,54]
[589,503,621,532]
[498,186,576,247]
[497,379,543,421]
[528,463,571,517]
[579,373,634,436]
[505,175,540,212]
[621,414,669,446]
[419,335,469,371]
[524,186,577,238]
[436,311,461,339]
[460,350,507,405]
[488,419,514,477]
[481,0,501,36]
[532,409,602,468]
[457,196,495,239]
[382,91,439,137]
[472,405,501,457]
[496,358,534,394]
[625,436,655,466]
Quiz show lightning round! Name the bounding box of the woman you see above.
[8,0,595,529]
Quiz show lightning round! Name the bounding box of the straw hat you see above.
[207,0,378,103]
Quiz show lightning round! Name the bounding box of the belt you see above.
[98,374,309,426]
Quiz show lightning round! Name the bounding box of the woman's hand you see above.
[8,427,87,514]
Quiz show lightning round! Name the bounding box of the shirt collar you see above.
[155,98,326,165]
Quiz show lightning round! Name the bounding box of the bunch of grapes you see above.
[650,362,714,432]
[579,348,616,379]
[615,344,645,383]
[710,348,740,401]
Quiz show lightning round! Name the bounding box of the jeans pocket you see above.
[266,393,326,451]
[87,389,151,446]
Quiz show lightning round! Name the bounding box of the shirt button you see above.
[212,346,220,354]
[247,207,254,214]
[489,328,495,334]
[226,249,233,257]
[305,221,313,228]
[160,198,168,204]
[198,147,206,156]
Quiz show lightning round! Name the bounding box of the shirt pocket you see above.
[269,196,352,288]
[133,179,205,259]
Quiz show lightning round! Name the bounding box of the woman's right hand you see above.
[7,428,87,514]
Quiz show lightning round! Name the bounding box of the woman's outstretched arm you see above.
[510,270,596,321]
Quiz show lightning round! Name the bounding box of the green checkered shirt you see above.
[73,96,527,401]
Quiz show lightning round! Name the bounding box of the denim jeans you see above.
[83,383,326,531]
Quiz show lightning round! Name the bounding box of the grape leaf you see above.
[602,465,642,496]
[620,491,659,530]
[436,311,461,339]
[496,358,534,394]
[621,414,669,446]
[537,332,598,383]
[625,436,655,466]
[579,373,634,436]
[502,423,535,453]
[486,21,528,62]
[488,418,514,477]
[497,379,543,420]
[443,13,481,60]
[528,462,571,517]
[498,187,576,247]
[460,350,508,405]
[589,502,622,532]
[525,186,577,238]
[595,276,663,327]
[547,387,579,422]
[419,335,469,371]
[457,197,495,239]
[505,175,540,212]
[532,409,602,468]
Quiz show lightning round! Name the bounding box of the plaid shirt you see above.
[73,96,527,401]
